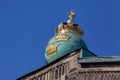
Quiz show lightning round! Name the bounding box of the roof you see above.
[17,48,102,80]
[17,48,83,80]
[79,56,120,63]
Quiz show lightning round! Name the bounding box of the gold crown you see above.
[46,44,58,56]
[55,11,84,36]
[56,34,70,41]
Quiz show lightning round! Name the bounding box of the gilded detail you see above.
[67,10,75,26]
[56,23,84,35]
[55,11,84,36]
[46,44,58,56]
[56,34,70,41]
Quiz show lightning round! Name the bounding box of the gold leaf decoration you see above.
[56,34,70,41]
[46,44,58,56]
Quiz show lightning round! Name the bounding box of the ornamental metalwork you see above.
[56,34,70,41]
[46,44,58,56]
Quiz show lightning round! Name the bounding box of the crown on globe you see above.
[56,11,84,36]
[46,44,58,56]
[56,34,70,41]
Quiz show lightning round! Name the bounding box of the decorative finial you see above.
[68,10,75,21]
[67,10,75,25]
[56,11,84,36]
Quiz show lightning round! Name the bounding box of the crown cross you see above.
[67,10,75,25]
[68,10,75,21]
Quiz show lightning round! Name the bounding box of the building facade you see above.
[17,11,120,80]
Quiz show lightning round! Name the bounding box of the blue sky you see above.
[0,0,120,80]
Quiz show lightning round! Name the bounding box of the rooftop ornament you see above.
[45,11,87,63]
[67,10,75,26]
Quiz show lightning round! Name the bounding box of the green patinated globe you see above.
[45,22,88,63]
[45,11,88,63]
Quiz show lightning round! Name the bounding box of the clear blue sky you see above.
[0,0,120,80]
